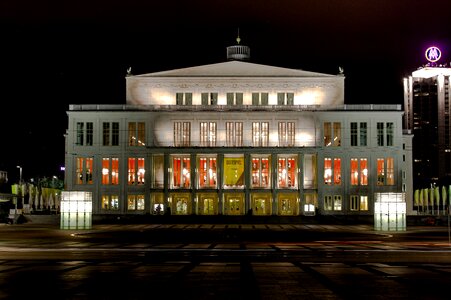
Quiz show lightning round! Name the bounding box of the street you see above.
[0,223,451,299]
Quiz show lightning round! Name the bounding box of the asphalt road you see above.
[0,223,451,299]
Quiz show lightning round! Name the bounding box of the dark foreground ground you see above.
[1,220,451,299]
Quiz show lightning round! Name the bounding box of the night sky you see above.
[1,0,451,183]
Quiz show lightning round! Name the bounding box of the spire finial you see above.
[236,28,241,44]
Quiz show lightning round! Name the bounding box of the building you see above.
[64,40,412,219]
[403,46,451,189]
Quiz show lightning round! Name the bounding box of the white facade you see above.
[65,58,412,217]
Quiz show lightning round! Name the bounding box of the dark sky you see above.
[1,0,451,182]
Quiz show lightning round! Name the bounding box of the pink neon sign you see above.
[425,46,441,62]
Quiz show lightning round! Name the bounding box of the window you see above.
[128,122,145,146]
[152,154,164,188]
[201,93,218,105]
[251,156,271,188]
[324,122,341,147]
[103,122,119,146]
[351,122,367,146]
[324,158,341,185]
[324,195,334,211]
[226,122,243,147]
[350,195,368,211]
[176,93,192,105]
[323,195,341,211]
[350,158,368,186]
[377,122,384,146]
[252,93,269,105]
[200,122,216,146]
[252,122,269,147]
[127,194,145,211]
[102,194,119,210]
[102,157,119,185]
[128,158,145,185]
[171,156,191,188]
[351,122,358,146]
[223,155,245,188]
[76,122,93,146]
[174,122,191,146]
[226,93,243,105]
[350,195,359,211]
[386,122,394,146]
[277,92,294,105]
[198,156,217,188]
[377,157,394,186]
[277,156,297,188]
[334,195,342,210]
[360,123,367,146]
[278,122,295,146]
[76,157,93,185]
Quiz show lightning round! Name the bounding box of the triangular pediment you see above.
[135,61,335,78]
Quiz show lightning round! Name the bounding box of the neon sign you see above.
[425,46,441,62]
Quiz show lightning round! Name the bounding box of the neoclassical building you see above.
[64,42,413,218]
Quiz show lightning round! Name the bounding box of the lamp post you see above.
[16,165,22,184]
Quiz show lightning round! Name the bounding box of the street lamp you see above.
[16,165,22,184]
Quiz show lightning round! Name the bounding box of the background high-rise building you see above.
[403,46,451,188]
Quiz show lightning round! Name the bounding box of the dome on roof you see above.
[226,33,250,61]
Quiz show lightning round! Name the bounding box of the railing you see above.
[69,104,402,112]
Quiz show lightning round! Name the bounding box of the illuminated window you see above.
[102,194,119,210]
[76,157,93,185]
[277,156,297,188]
[198,156,217,188]
[377,158,385,185]
[350,195,368,211]
[200,122,216,146]
[102,157,119,185]
[324,158,332,185]
[151,154,164,188]
[128,122,146,146]
[128,158,145,185]
[278,122,295,147]
[350,158,368,186]
[226,93,243,105]
[303,154,317,189]
[76,122,93,146]
[251,156,271,188]
[174,122,191,147]
[176,93,192,105]
[252,122,269,147]
[334,195,342,210]
[324,195,333,210]
[377,157,394,186]
[360,158,368,185]
[103,122,119,146]
[360,196,368,210]
[323,158,341,185]
[171,156,191,188]
[223,155,244,188]
[127,194,145,211]
[324,122,341,146]
[226,122,243,147]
